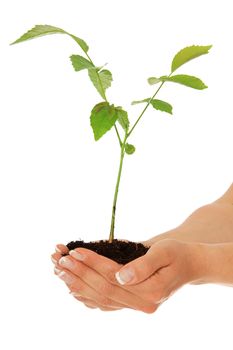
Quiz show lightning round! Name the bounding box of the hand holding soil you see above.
[51,183,233,313]
[52,239,206,313]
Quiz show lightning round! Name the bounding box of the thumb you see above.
[115,241,169,285]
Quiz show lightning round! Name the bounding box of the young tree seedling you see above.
[11,25,212,243]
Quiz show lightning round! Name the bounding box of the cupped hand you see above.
[51,243,157,313]
[51,239,203,313]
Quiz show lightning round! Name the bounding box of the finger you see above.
[67,247,122,284]
[69,289,125,309]
[125,265,179,305]
[75,296,98,309]
[55,244,69,255]
[57,256,156,313]
[70,291,125,309]
[85,304,97,309]
[125,267,171,304]
[98,306,122,311]
[54,264,125,309]
[65,247,164,303]
[51,252,62,265]
[71,294,98,308]
[72,288,126,309]
[54,266,126,309]
[51,243,69,264]
[114,240,171,285]
[72,294,122,311]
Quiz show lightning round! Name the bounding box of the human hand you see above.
[51,239,204,313]
[51,244,127,311]
[51,243,157,313]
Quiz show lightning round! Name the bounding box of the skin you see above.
[51,183,233,313]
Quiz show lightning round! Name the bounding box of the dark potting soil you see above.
[63,239,150,264]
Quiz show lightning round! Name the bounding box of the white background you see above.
[0,0,233,349]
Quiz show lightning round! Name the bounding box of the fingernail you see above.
[69,250,85,261]
[70,291,81,297]
[57,271,74,284]
[115,268,134,285]
[54,267,62,274]
[59,256,74,268]
[55,245,62,253]
[51,256,57,264]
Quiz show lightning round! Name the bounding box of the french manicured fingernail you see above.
[55,245,62,253]
[51,256,57,264]
[54,267,62,274]
[69,250,85,261]
[115,268,134,285]
[70,291,81,297]
[59,256,74,268]
[57,271,74,284]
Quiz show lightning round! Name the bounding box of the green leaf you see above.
[115,107,130,131]
[90,102,118,141]
[131,98,173,114]
[131,99,148,105]
[99,69,113,90]
[161,74,207,90]
[70,55,94,71]
[11,24,89,53]
[88,69,112,99]
[68,34,89,53]
[150,99,173,114]
[147,77,161,85]
[171,45,212,73]
[125,143,135,155]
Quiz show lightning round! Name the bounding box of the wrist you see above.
[188,243,211,284]
[189,243,230,285]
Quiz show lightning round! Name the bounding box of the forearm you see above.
[147,183,233,245]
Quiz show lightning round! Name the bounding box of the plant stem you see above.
[109,131,128,242]
[114,125,122,147]
[127,81,165,137]
[108,78,170,241]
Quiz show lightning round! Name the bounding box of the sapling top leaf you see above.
[10,24,89,53]
[171,45,212,73]
[11,25,212,241]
